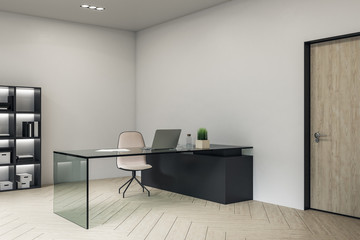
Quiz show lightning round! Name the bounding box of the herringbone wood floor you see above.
[0,177,359,240]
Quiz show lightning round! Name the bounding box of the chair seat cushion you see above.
[119,164,152,171]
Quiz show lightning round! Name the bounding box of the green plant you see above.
[197,128,208,140]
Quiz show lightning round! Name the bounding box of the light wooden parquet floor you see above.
[0,177,359,240]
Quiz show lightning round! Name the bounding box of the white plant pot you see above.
[195,140,210,149]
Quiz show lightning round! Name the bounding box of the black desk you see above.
[142,145,253,204]
[53,144,253,229]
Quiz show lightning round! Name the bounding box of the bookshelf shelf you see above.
[16,137,41,140]
[0,163,14,167]
[16,111,40,113]
[16,160,40,165]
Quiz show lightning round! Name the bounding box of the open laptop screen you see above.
[151,129,181,150]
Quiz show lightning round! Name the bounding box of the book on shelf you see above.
[0,96,14,111]
[16,154,34,161]
[7,96,14,111]
[29,122,33,137]
[22,122,30,137]
[0,104,9,110]
[22,121,40,137]
[34,121,39,137]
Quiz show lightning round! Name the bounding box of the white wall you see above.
[0,11,136,184]
[136,0,360,209]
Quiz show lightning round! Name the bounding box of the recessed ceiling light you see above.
[80,4,105,11]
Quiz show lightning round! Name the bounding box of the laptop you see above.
[148,129,181,150]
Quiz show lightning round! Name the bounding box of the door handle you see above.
[314,132,321,143]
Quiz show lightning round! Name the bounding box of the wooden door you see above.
[310,36,360,217]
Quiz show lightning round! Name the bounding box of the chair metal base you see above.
[118,171,150,198]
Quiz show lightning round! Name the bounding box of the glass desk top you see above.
[53,144,253,229]
[54,144,253,159]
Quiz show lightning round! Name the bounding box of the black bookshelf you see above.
[0,85,41,191]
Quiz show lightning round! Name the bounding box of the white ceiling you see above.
[0,0,231,31]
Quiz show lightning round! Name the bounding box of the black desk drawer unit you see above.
[142,152,253,204]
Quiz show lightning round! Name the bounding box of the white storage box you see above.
[0,181,13,190]
[16,173,33,182]
[0,152,10,164]
[17,181,30,189]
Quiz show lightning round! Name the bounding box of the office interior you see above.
[0,0,359,239]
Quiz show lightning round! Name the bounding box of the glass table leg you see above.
[53,153,88,229]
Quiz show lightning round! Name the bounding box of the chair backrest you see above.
[117,131,146,168]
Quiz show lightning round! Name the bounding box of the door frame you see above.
[304,31,360,210]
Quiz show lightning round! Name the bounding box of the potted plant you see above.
[195,128,210,149]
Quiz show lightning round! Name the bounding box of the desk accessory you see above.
[195,128,210,149]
